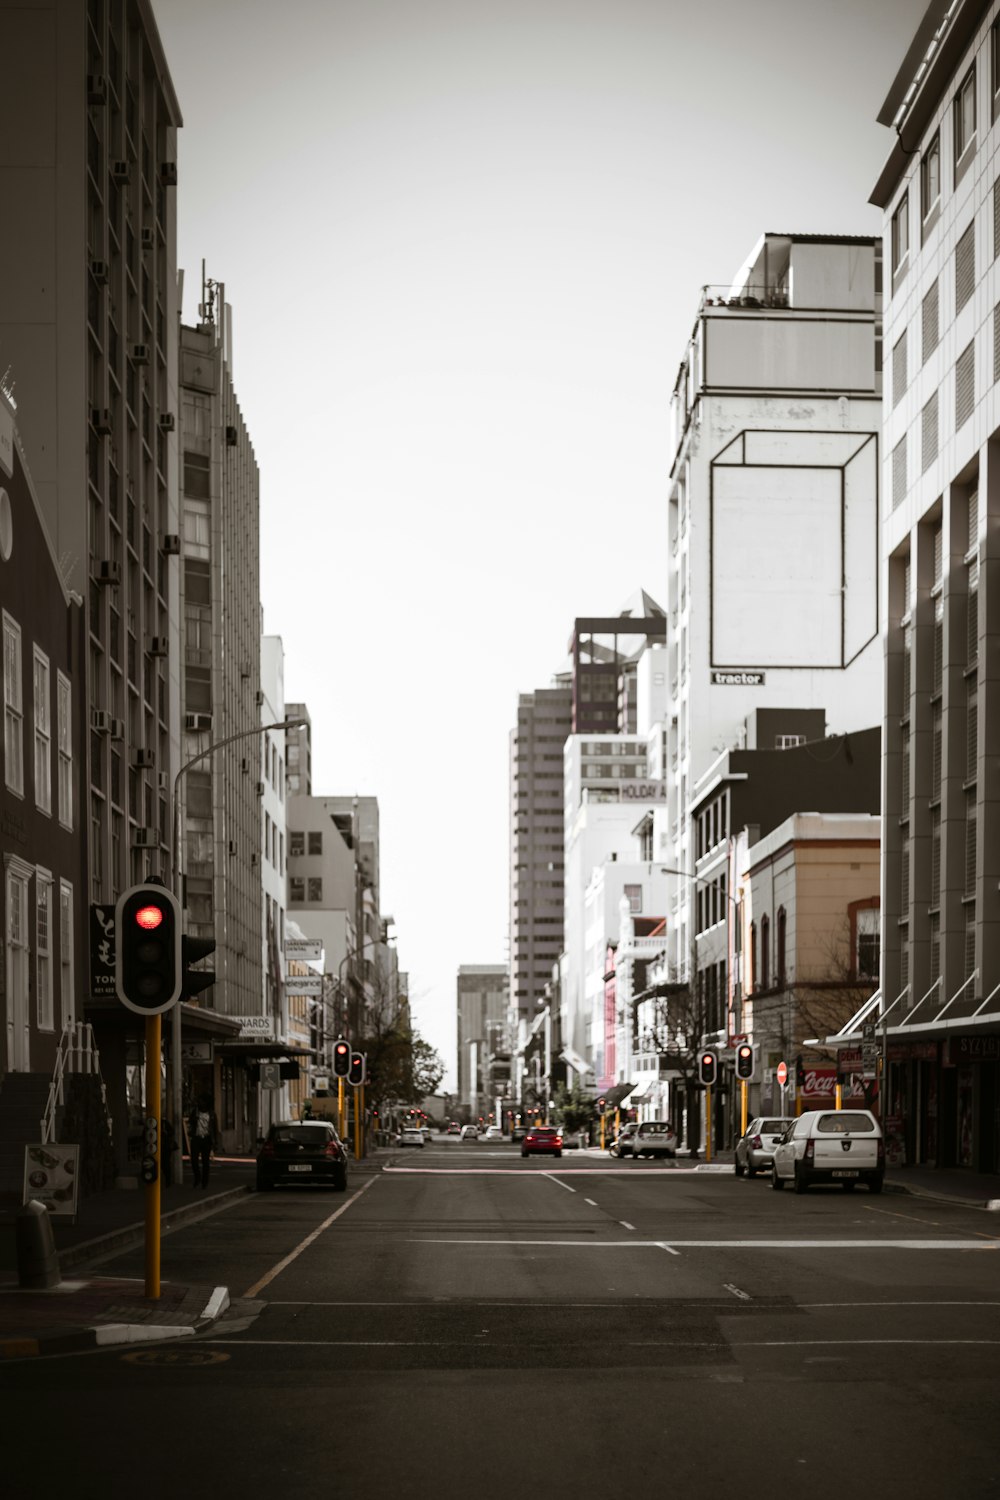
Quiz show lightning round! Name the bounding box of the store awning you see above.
[215,1041,314,1060]
[630,1090,654,1106]
[596,1082,637,1110]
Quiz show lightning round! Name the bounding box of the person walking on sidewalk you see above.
[187,1094,220,1188]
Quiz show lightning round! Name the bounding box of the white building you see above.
[665,232,884,993]
[260,630,288,1112]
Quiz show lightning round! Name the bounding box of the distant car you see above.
[446,1122,461,1135]
[398,1128,424,1148]
[631,1121,678,1160]
[483,1125,504,1142]
[609,1122,638,1158]
[420,1126,432,1142]
[460,1125,479,1141]
[735,1117,794,1178]
[256,1121,348,1192]
[521,1126,563,1158]
[511,1125,527,1142]
[771,1108,884,1194]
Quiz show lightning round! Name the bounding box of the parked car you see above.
[420,1126,433,1142]
[521,1126,563,1158]
[631,1121,678,1159]
[608,1123,638,1158]
[460,1125,479,1141]
[771,1108,884,1194]
[483,1125,504,1142]
[511,1125,527,1142]
[734,1117,794,1178]
[446,1122,461,1135]
[398,1127,425,1148]
[256,1121,348,1192]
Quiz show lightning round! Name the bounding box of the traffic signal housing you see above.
[735,1042,755,1081]
[795,1054,806,1089]
[333,1039,350,1077]
[698,1049,718,1087]
[348,1051,366,1086]
[115,884,181,1014]
[596,1096,606,1115]
[181,933,215,1002]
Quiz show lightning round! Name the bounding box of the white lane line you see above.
[243,1176,378,1298]
[738,1339,1000,1349]
[801,1300,1000,1309]
[409,1237,995,1251]
[584,1198,598,1207]
[544,1174,576,1193]
[658,1243,681,1257]
[725,1284,752,1301]
[619,1221,635,1230]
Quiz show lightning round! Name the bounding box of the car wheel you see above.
[521,1149,528,1158]
[793,1165,808,1194]
[771,1165,785,1190]
[256,1177,273,1192]
[334,1168,348,1192]
[868,1176,884,1195]
[554,1151,562,1158]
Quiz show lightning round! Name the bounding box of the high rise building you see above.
[284,703,311,796]
[456,965,509,1117]
[870,0,1000,1172]
[568,592,665,734]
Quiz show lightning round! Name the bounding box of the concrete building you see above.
[260,629,289,1113]
[870,0,1000,1173]
[456,964,508,1118]
[568,593,666,734]
[284,704,311,797]
[666,232,884,1002]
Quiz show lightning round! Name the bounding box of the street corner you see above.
[0,1280,232,1361]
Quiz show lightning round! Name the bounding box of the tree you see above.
[550,1079,594,1134]
[355,970,445,1111]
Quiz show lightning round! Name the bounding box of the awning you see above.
[560,1045,590,1076]
[630,1090,654,1105]
[215,1041,314,1060]
[596,1082,637,1110]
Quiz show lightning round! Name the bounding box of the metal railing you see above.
[41,1022,113,1145]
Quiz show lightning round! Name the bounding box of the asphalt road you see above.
[4,1138,999,1500]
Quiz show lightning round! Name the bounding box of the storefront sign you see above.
[948,1035,1000,1065]
[90,904,117,999]
[181,1041,212,1063]
[286,974,323,996]
[235,1016,275,1040]
[285,938,323,961]
[711,670,765,687]
[23,1143,79,1217]
[620,780,666,802]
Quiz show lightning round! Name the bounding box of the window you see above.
[954,64,976,177]
[994,179,1000,259]
[57,673,72,828]
[891,192,909,279]
[760,914,770,989]
[955,221,975,314]
[920,133,941,229]
[956,340,975,428]
[32,647,51,814]
[624,883,642,914]
[289,830,304,857]
[308,831,322,856]
[892,329,907,407]
[775,733,806,749]
[892,435,907,509]
[289,876,305,903]
[3,611,23,795]
[922,279,939,362]
[36,870,54,1031]
[995,303,1000,383]
[922,391,939,472]
[307,877,323,903]
[776,908,787,986]
[5,860,31,1069]
[59,880,74,1032]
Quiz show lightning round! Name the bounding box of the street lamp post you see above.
[167,716,305,1190]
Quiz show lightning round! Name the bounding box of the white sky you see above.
[153,0,926,1088]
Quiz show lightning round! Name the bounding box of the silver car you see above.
[734,1117,794,1178]
[608,1123,637,1158]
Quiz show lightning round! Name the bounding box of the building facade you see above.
[871,0,1000,1172]
[456,964,508,1118]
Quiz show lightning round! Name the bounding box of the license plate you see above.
[287,1164,312,1173]
[832,1169,859,1178]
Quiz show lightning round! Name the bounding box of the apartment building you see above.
[871,0,1000,1172]
[666,232,884,1000]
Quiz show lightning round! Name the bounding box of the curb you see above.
[885,1178,1000,1211]
[59,1185,251,1273]
[0,1283,231,1362]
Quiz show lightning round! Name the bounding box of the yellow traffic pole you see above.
[705,1085,712,1163]
[354,1087,361,1159]
[835,1081,842,1110]
[740,1080,748,1139]
[359,1082,365,1157]
[144,1014,161,1300]
[338,1077,345,1139]
[600,1114,605,1151]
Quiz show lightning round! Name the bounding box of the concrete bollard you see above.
[16,1199,61,1289]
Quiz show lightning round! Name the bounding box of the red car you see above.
[521,1126,563,1158]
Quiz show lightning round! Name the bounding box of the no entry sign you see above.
[776,1061,788,1087]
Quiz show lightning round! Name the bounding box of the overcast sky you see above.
[154,0,926,1088]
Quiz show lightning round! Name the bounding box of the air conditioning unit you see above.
[91,408,113,435]
[227,840,238,855]
[96,560,121,585]
[256,781,266,797]
[91,709,111,734]
[161,533,181,555]
[109,718,125,740]
[148,635,168,657]
[87,75,107,104]
[133,748,156,768]
[141,227,155,249]
[250,852,259,867]
[111,160,129,182]
[255,690,264,707]
[158,412,175,432]
[225,425,238,447]
[133,827,158,848]
[184,712,212,732]
[160,162,178,186]
[131,343,150,365]
[90,259,109,284]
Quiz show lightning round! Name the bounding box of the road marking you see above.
[243,1176,378,1298]
[658,1243,681,1256]
[801,1300,1000,1308]
[739,1339,1000,1349]
[725,1283,752,1300]
[584,1198,598,1207]
[544,1174,576,1193]
[619,1221,635,1230]
[864,1205,941,1227]
[410,1237,995,1251]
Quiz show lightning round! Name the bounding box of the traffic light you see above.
[735,1043,755,1081]
[333,1039,350,1077]
[348,1050,366,1086]
[181,933,216,1002]
[596,1096,606,1115]
[795,1054,806,1089]
[698,1049,718,1087]
[115,883,181,1014]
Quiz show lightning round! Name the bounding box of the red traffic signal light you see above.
[596,1096,606,1115]
[115,883,181,1014]
[348,1051,366,1086]
[735,1043,755,1081]
[698,1050,718,1087]
[333,1039,351,1077]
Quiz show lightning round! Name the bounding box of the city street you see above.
[3,1140,999,1499]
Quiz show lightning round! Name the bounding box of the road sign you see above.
[862,1043,879,1079]
[776,1060,788,1087]
[862,1021,877,1043]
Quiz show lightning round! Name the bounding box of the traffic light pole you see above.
[740,1080,748,1139]
[145,1014,161,1299]
[169,718,305,1189]
[704,1086,712,1163]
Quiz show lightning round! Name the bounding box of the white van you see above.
[771,1109,884,1194]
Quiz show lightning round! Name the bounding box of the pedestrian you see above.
[187,1093,219,1188]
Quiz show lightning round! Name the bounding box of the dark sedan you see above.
[256,1121,348,1191]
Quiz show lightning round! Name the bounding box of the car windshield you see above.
[532,1128,557,1136]
[816,1113,876,1133]
[760,1119,791,1133]
[273,1126,332,1145]
[640,1123,671,1135]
